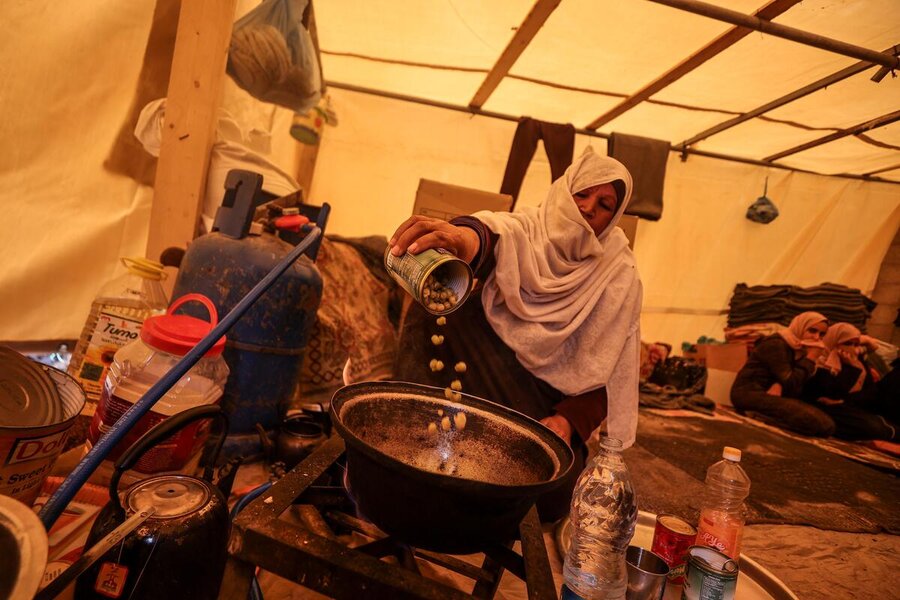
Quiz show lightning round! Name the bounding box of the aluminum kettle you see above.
[74,405,231,600]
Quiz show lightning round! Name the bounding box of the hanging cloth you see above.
[500,117,575,209]
[608,132,670,221]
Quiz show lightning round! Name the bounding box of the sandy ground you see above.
[741,524,900,599]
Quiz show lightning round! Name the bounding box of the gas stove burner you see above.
[223,436,559,599]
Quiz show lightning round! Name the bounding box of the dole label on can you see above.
[0,348,86,506]
[6,430,69,465]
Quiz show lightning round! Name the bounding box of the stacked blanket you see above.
[728,283,876,331]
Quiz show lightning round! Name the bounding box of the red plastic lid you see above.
[274,214,310,233]
[140,294,226,357]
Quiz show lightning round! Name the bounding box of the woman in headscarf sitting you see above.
[801,323,898,441]
[389,148,642,520]
[730,312,835,436]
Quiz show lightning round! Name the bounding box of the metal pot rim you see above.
[331,381,574,496]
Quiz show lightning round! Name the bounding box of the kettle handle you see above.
[108,405,229,515]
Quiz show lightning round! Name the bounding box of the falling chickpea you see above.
[431,334,444,345]
[444,387,454,400]
[437,409,444,417]
[441,416,451,431]
[450,379,462,391]
[427,422,438,434]
[454,362,467,373]
[436,316,447,326]
[453,412,467,431]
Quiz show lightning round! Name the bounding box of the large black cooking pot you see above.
[330,381,574,554]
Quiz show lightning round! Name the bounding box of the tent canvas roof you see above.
[315,0,900,180]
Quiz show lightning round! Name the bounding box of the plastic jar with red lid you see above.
[88,294,230,474]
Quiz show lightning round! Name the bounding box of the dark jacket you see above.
[731,335,816,398]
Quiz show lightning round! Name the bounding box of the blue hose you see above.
[39,227,322,529]
[229,481,272,520]
[230,481,272,600]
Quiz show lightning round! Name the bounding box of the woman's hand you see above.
[805,346,825,362]
[389,215,480,263]
[540,414,572,447]
[858,334,879,352]
[838,348,863,369]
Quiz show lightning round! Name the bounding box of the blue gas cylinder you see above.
[171,170,326,458]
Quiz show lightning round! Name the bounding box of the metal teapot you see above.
[74,405,231,600]
[257,405,329,469]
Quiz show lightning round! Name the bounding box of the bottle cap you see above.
[723,446,742,462]
[141,294,226,357]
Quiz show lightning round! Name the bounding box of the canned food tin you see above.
[681,545,738,600]
[0,349,85,506]
[384,248,473,315]
[651,513,697,585]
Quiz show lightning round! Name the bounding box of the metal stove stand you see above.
[219,436,559,600]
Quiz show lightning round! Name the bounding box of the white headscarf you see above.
[821,323,861,375]
[777,311,828,351]
[474,148,642,447]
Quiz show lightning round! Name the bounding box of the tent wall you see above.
[1,3,898,353]
[309,89,900,350]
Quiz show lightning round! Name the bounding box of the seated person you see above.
[802,323,898,441]
[730,312,835,437]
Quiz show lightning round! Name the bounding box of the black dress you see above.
[730,335,835,437]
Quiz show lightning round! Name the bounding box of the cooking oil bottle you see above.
[67,258,168,441]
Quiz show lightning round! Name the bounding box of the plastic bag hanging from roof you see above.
[746,177,779,224]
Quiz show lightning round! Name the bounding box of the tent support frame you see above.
[646,0,900,71]
[586,0,802,130]
[679,45,899,148]
[326,80,899,185]
[763,109,900,162]
[468,0,561,109]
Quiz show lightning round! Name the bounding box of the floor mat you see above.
[719,407,900,473]
[626,409,900,534]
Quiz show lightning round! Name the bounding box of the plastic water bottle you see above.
[695,446,751,560]
[563,437,638,600]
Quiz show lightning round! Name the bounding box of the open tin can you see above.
[384,248,473,315]
[681,545,739,600]
[0,347,85,506]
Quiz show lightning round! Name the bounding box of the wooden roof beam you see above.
[586,0,801,131]
[679,45,898,149]
[468,0,561,109]
[647,0,900,70]
[764,109,900,162]
[864,162,900,177]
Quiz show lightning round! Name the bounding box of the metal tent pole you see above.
[646,0,899,71]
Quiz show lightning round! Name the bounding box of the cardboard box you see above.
[685,343,748,373]
[413,179,513,221]
[703,343,748,372]
[705,368,737,407]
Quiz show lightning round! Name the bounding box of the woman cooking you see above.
[389,148,642,520]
